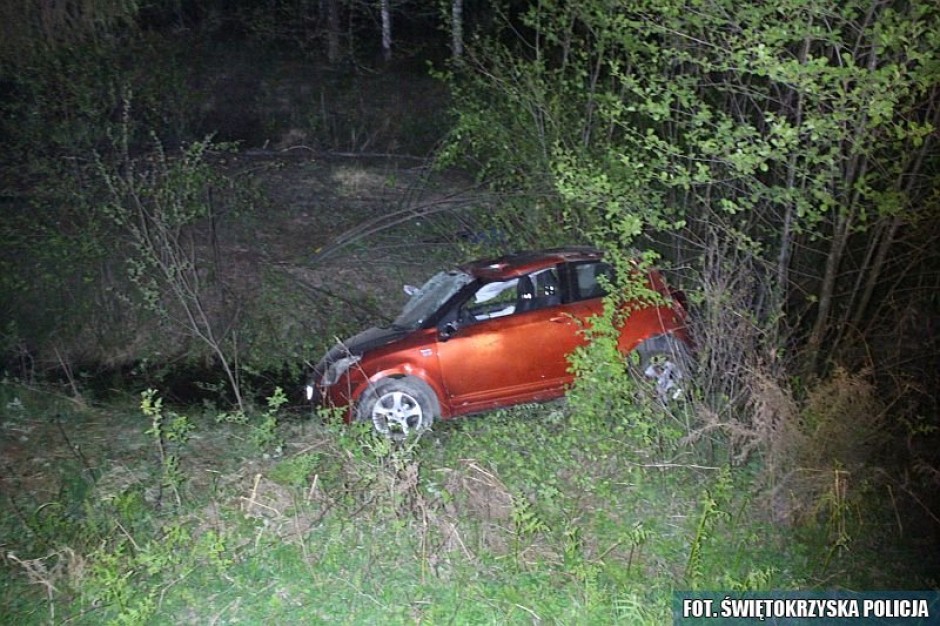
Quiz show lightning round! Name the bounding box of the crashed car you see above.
[306,247,691,437]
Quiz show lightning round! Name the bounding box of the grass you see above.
[0,379,931,625]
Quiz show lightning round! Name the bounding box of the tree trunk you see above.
[326,0,341,64]
[380,0,391,62]
[806,20,879,368]
[849,88,939,329]
[776,35,810,305]
[451,0,463,60]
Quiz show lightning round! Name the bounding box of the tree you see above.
[326,0,342,62]
[99,136,249,413]
[442,0,940,374]
[451,0,464,59]
[380,0,392,60]
[0,0,137,57]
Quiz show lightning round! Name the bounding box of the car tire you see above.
[356,377,438,439]
[630,334,692,403]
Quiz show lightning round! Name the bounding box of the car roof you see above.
[462,246,604,280]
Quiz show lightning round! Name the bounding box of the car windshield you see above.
[393,270,474,329]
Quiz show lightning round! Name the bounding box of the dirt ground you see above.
[234,149,487,278]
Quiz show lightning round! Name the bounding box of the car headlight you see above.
[321,355,361,386]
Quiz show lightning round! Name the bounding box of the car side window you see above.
[459,268,562,322]
[461,278,520,321]
[569,261,614,301]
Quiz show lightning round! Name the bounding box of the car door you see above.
[563,259,688,354]
[436,267,584,411]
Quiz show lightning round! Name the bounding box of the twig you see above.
[55,415,96,484]
[306,473,319,504]
[626,462,721,471]
[53,348,83,402]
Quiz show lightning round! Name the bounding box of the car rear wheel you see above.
[356,377,437,439]
[630,334,692,403]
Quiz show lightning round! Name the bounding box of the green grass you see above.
[0,381,930,625]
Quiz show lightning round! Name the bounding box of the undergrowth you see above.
[0,374,932,625]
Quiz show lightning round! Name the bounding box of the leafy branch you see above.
[98,125,247,412]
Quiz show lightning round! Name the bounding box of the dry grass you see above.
[439,459,514,556]
[765,368,887,530]
[5,547,86,624]
[677,235,901,533]
[800,367,885,469]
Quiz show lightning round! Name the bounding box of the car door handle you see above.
[549,316,570,324]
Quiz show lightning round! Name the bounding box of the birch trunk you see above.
[451,0,463,60]
[326,0,341,63]
[381,0,391,61]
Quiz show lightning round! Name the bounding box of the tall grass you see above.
[7,377,925,625]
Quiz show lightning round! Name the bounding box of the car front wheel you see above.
[356,377,438,438]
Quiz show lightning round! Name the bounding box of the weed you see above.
[509,493,550,569]
[686,491,723,589]
[270,452,321,488]
[99,132,249,412]
[1,372,932,624]
[250,386,288,453]
[140,389,192,509]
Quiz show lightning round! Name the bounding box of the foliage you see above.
[685,468,733,589]
[0,383,237,625]
[251,386,288,451]
[566,309,670,453]
[0,2,207,384]
[140,389,193,508]
[0,21,198,192]
[443,0,940,370]
[98,133,251,411]
[1,1,937,619]
[0,0,138,57]
[441,1,940,552]
[1,379,932,624]
[0,196,113,378]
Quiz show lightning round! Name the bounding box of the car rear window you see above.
[570,261,614,301]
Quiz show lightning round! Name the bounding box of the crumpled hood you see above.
[312,326,410,381]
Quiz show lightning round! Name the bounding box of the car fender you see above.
[616,303,691,355]
[347,357,449,420]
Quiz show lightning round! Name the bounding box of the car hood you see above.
[336,325,411,356]
[313,325,411,379]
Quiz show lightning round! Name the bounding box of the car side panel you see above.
[616,303,690,353]
[436,303,587,413]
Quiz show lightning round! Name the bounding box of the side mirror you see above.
[438,322,458,341]
[403,284,419,296]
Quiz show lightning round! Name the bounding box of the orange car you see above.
[306,247,691,437]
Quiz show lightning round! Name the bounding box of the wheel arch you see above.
[616,304,692,355]
[352,370,444,422]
